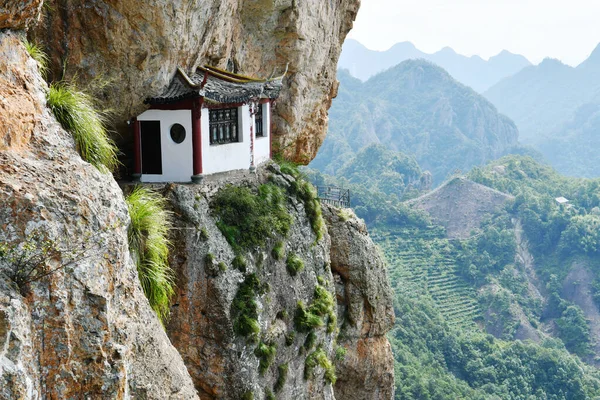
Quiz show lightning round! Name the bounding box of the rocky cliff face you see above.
[33,0,360,164]
[1,1,396,398]
[323,206,395,400]
[159,166,395,399]
[0,25,198,399]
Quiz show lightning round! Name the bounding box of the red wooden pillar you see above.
[269,100,273,159]
[132,118,142,181]
[191,97,203,183]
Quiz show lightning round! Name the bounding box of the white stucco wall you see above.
[138,109,193,183]
[201,105,251,175]
[255,102,271,166]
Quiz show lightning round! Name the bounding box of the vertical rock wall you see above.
[323,206,396,400]
[0,23,198,399]
[163,168,336,399]
[33,0,360,164]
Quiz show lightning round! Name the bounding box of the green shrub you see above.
[305,347,336,384]
[273,156,325,240]
[126,187,175,324]
[295,301,324,332]
[218,261,227,272]
[275,363,289,392]
[311,285,336,320]
[337,208,353,222]
[241,391,254,400]
[233,255,247,273]
[47,82,119,172]
[23,39,48,78]
[289,179,325,241]
[294,285,337,335]
[276,309,288,320]
[204,252,214,264]
[304,331,316,351]
[272,240,285,260]
[232,274,262,340]
[212,184,292,252]
[199,227,209,241]
[335,346,347,361]
[265,389,275,400]
[285,331,296,346]
[255,341,277,374]
[286,253,304,276]
[557,305,591,357]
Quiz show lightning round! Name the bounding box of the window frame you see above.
[209,107,239,145]
[255,104,264,138]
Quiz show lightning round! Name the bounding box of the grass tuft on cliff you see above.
[286,252,304,276]
[23,39,48,78]
[305,347,337,384]
[47,82,119,172]
[212,184,292,252]
[232,273,263,340]
[274,155,326,241]
[126,186,175,324]
[295,284,337,335]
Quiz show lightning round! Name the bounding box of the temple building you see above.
[131,65,283,183]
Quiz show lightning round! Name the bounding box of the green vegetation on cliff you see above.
[47,82,119,172]
[126,186,175,324]
[212,184,292,252]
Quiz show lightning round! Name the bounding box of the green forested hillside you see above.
[538,103,600,178]
[307,144,427,225]
[310,151,600,399]
[311,61,525,185]
[484,44,600,178]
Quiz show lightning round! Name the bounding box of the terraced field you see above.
[372,225,481,330]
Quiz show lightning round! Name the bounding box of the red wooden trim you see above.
[200,70,209,89]
[269,101,273,159]
[250,116,255,169]
[259,98,270,104]
[192,97,203,176]
[149,99,194,110]
[133,118,142,175]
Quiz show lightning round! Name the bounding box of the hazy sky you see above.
[347,0,600,66]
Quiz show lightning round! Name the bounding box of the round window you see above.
[170,123,186,144]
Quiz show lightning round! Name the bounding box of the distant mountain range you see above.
[484,44,600,177]
[339,39,532,92]
[312,60,525,185]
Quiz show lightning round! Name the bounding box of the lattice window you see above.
[255,104,264,137]
[209,108,239,145]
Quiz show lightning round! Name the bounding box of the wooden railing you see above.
[316,186,350,208]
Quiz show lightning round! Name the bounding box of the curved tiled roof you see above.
[145,66,284,105]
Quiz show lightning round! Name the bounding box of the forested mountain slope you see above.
[339,39,531,92]
[311,62,522,185]
[309,150,600,399]
[484,44,600,177]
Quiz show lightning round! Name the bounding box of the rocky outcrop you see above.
[163,168,336,399]
[157,168,396,399]
[0,30,197,399]
[407,177,514,239]
[562,261,600,366]
[323,206,395,400]
[0,0,43,30]
[33,0,360,164]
